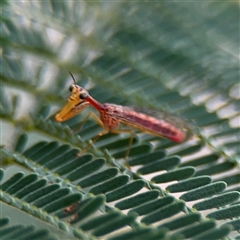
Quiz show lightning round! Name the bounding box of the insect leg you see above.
[73,112,99,133]
[77,112,109,156]
[78,129,109,156]
[111,129,135,168]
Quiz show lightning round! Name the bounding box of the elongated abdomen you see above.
[105,104,191,143]
[123,112,186,142]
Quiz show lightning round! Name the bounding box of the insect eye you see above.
[79,93,88,99]
[69,85,75,92]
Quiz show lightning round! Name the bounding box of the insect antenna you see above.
[68,71,77,85]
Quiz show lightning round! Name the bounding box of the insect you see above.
[55,73,192,161]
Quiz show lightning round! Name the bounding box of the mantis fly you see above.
[55,73,192,161]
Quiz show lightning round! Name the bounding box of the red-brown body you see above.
[55,80,192,145]
[98,103,188,143]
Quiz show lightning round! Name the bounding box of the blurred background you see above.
[1,1,239,239]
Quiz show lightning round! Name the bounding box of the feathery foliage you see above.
[1,1,239,239]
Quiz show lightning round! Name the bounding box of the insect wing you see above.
[108,105,192,143]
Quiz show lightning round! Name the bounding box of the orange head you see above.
[55,74,90,122]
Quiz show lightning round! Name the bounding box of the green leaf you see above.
[166,176,212,193]
[129,196,174,217]
[180,182,227,201]
[0,172,25,191]
[1,1,239,239]
[6,173,38,195]
[43,193,82,213]
[93,214,136,237]
[159,213,201,230]
[14,134,28,153]
[193,191,240,210]
[0,217,10,227]
[15,178,47,199]
[55,153,93,176]
[152,166,195,183]
[177,220,216,239]
[222,219,240,231]
[109,228,168,240]
[78,167,119,188]
[115,190,160,210]
[22,142,50,159]
[141,202,185,225]
[137,156,181,174]
[0,169,4,183]
[90,175,129,195]
[65,158,105,181]
[106,179,145,202]
[33,188,70,208]
[206,204,240,220]
[23,184,60,203]
[180,153,219,167]
[79,212,121,231]
[69,195,106,224]
[195,225,231,240]
[195,161,236,176]
[0,218,57,240]
[129,149,166,166]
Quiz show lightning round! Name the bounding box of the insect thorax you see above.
[100,104,121,130]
